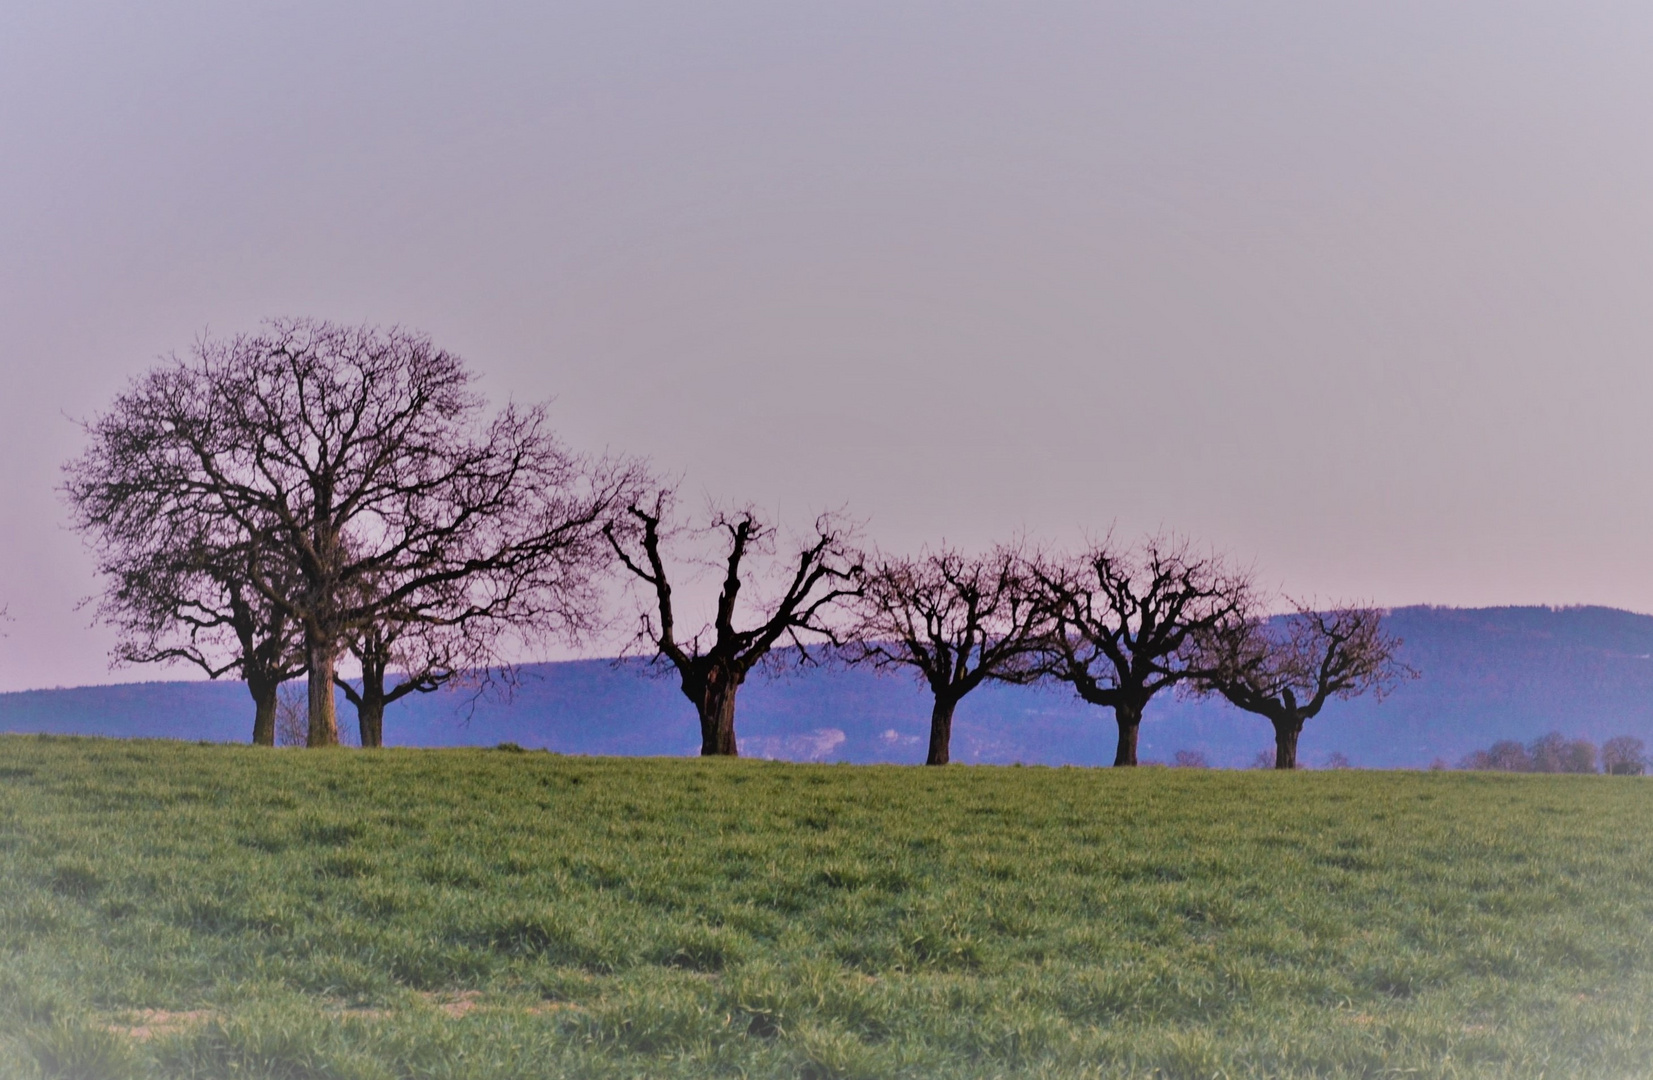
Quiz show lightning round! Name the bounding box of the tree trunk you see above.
[696,671,739,756]
[306,631,340,747]
[926,696,958,766]
[1112,702,1142,766]
[247,675,278,747]
[356,651,387,749]
[356,693,385,749]
[1273,718,1302,770]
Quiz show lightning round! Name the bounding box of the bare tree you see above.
[1029,536,1251,766]
[66,415,306,744]
[1461,740,1533,772]
[845,543,1048,765]
[276,682,358,747]
[332,576,537,749]
[603,494,859,756]
[1527,731,1598,774]
[1187,604,1412,770]
[334,618,471,749]
[66,320,636,746]
[1603,736,1647,776]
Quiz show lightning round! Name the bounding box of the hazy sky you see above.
[3,1,1652,691]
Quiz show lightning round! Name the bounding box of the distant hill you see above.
[5,606,1653,768]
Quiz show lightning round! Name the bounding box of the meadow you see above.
[1,735,1652,1079]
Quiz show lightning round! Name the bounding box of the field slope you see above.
[2,736,1652,1078]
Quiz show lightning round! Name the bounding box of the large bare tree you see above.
[1030,536,1251,766]
[1186,604,1412,769]
[604,495,859,756]
[846,543,1048,765]
[67,319,636,746]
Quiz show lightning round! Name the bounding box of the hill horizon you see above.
[5,604,1652,769]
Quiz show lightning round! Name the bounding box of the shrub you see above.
[1171,750,1209,769]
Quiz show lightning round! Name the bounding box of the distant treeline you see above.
[1458,732,1647,775]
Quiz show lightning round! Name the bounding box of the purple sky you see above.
[3,2,1652,691]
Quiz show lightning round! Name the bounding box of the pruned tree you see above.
[1029,535,1252,766]
[845,543,1048,765]
[66,319,637,746]
[603,494,860,756]
[1186,603,1412,770]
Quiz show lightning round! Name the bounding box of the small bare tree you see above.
[845,543,1048,765]
[276,683,357,747]
[603,494,859,756]
[334,618,486,749]
[1029,535,1252,766]
[330,565,533,749]
[274,684,309,747]
[1187,603,1412,770]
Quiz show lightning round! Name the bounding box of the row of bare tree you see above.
[1459,733,1647,775]
[64,321,1410,769]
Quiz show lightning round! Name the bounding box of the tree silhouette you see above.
[1030,536,1251,766]
[845,543,1047,765]
[605,494,859,756]
[1187,603,1411,770]
[67,320,636,745]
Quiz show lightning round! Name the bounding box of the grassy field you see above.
[2,736,1652,1078]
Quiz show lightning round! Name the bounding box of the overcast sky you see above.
[3,1,1652,691]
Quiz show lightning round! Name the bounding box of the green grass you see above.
[2,735,1652,1078]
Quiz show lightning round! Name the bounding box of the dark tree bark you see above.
[604,495,859,758]
[1112,700,1143,768]
[1186,605,1414,769]
[844,543,1048,766]
[1030,536,1251,767]
[694,671,741,757]
[67,320,638,747]
[926,696,959,766]
[248,670,280,748]
[1272,714,1302,771]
